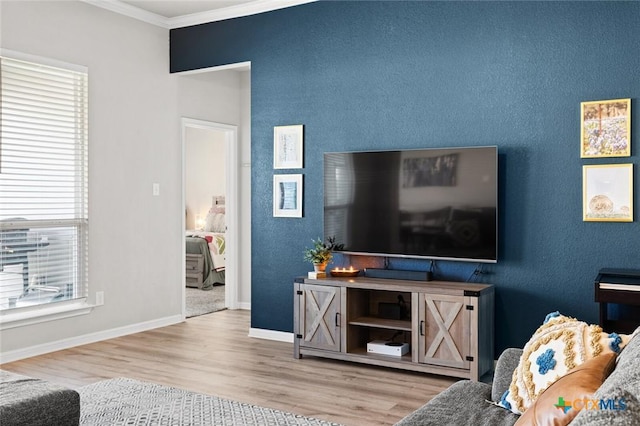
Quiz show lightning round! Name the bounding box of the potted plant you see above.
[303,237,343,272]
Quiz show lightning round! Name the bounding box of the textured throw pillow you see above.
[211,213,225,232]
[497,312,633,415]
[204,213,225,232]
[209,205,225,215]
[514,352,617,426]
[204,213,216,232]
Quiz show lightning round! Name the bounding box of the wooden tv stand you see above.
[293,276,494,381]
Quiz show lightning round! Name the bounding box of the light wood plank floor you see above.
[1,310,457,425]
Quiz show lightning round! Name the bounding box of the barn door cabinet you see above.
[293,276,494,381]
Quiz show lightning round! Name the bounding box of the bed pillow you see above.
[204,213,215,232]
[209,205,225,215]
[513,352,617,426]
[205,212,225,233]
[496,312,633,415]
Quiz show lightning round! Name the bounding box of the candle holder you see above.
[330,267,361,278]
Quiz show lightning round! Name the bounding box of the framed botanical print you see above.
[580,98,631,158]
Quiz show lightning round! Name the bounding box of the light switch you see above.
[153,183,160,196]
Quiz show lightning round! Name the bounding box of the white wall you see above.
[0,0,252,358]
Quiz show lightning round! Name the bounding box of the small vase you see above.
[313,263,327,273]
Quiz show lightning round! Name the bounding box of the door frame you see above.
[181,117,239,313]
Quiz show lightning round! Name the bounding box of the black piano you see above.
[594,268,640,333]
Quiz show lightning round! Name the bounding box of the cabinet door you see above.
[418,293,470,369]
[298,284,341,352]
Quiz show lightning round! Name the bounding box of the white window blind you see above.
[0,50,88,311]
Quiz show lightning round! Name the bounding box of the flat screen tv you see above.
[324,146,498,263]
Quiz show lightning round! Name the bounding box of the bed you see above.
[185,200,226,289]
[185,235,224,289]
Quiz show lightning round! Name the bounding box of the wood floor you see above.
[1,309,457,425]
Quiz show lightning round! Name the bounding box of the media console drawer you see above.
[293,276,494,381]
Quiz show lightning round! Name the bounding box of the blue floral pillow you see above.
[496,312,633,415]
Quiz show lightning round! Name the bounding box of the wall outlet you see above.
[95,291,104,306]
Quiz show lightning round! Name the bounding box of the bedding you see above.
[185,197,226,288]
[185,230,225,271]
[185,236,225,289]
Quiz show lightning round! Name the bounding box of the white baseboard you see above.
[234,301,251,310]
[248,327,293,343]
[0,314,183,364]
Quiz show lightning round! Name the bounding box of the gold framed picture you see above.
[580,98,631,158]
[583,164,633,222]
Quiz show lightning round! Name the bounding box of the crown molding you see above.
[83,0,170,28]
[83,0,316,30]
[168,0,316,29]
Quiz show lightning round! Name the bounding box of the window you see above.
[0,50,88,312]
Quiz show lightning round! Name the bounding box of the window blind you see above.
[0,50,88,310]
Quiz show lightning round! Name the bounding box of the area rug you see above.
[79,378,341,426]
[186,285,225,318]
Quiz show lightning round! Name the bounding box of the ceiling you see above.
[87,0,315,29]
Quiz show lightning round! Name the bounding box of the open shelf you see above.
[348,316,412,331]
[348,346,414,363]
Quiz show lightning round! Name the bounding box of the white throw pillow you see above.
[205,213,225,233]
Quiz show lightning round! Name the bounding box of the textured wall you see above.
[171,1,640,352]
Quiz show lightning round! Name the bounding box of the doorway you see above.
[181,118,239,317]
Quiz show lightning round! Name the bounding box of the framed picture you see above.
[274,125,304,169]
[580,98,631,158]
[583,164,633,222]
[273,174,303,217]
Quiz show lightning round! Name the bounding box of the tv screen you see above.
[324,146,498,263]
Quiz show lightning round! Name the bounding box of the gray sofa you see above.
[396,329,640,425]
[0,370,80,426]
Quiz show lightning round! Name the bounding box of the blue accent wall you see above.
[171,1,640,352]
